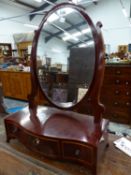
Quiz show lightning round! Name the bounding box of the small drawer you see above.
[115,70,121,75]
[112,100,131,109]
[28,135,60,158]
[103,110,130,124]
[62,141,94,165]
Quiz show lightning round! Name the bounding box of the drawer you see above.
[101,95,131,105]
[102,98,131,108]
[62,141,94,165]
[103,76,131,86]
[28,135,60,158]
[105,66,131,76]
[5,123,60,158]
[104,105,130,118]
[101,88,131,98]
[18,131,60,158]
[102,101,131,124]
[103,111,130,124]
[105,104,131,114]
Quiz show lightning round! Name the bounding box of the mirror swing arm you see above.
[4,3,109,175]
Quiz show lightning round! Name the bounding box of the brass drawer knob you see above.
[115,90,119,94]
[114,102,118,105]
[33,138,40,145]
[126,102,130,106]
[116,70,121,74]
[126,92,130,96]
[115,80,120,84]
[75,149,80,156]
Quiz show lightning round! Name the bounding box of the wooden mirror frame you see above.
[28,2,105,123]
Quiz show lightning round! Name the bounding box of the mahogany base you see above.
[4,106,109,175]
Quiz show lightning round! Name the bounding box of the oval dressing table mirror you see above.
[4,3,109,175]
[35,5,95,108]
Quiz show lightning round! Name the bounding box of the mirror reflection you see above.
[36,7,95,107]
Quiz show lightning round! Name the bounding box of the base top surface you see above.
[5,106,108,144]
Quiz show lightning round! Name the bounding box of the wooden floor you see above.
[98,134,131,175]
[0,132,131,175]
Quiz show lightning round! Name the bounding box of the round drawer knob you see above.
[115,90,119,94]
[126,92,130,96]
[116,80,120,84]
[75,149,80,156]
[114,102,118,105]
[33,138,40,145]
[126,102,130,106]
[116,70,121,74]
[125,81,129,85]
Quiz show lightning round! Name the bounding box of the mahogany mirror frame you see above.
[28,2,105,123]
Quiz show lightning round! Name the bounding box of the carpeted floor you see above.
[3,98,28,113]
[108,121,131,136]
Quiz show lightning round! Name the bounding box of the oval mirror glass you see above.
[36,6,95,108]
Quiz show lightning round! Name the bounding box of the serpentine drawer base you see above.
[4,106,109,175]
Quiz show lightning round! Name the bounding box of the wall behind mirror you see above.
[36,6,95,108]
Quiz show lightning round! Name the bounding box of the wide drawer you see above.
[5,122,60,158]
[105,66,131,76]
[103,75,131,86]
[62,141,94,165]
[103,111,130,124]
[101,97,131,108]
[101,88,131,100]
[26,134,60,158]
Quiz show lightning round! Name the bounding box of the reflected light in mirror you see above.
[79,43,88,47]
[34,0,42,2]
[87,41,94,45]
[71,0,82,4]
[52,48,63,53]
[82,28,91,34]
[47,8,74,23]
[62,28,91,41]
[62,33,79,41]
[24,23,38,29]
[47,13,59,22]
